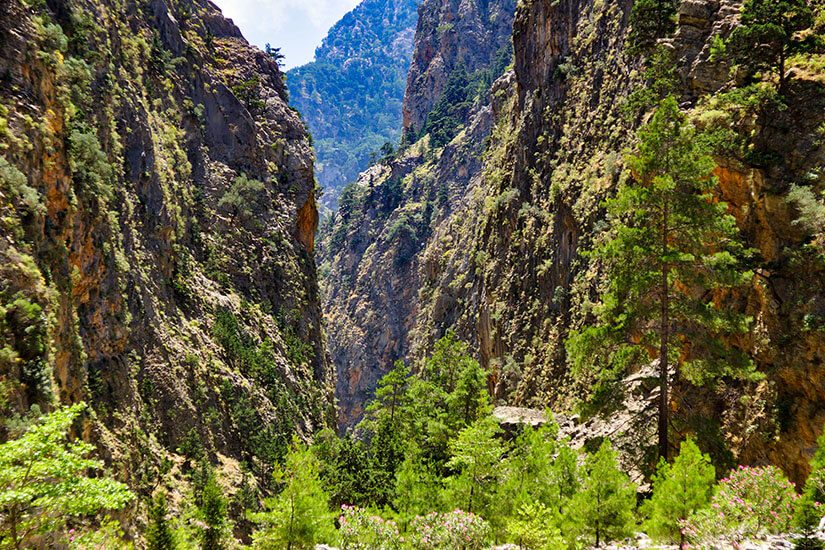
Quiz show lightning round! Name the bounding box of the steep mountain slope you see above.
[286,0,419,210]
[321,0,825,482]
[0,0,332,515]
[318,0,518,429]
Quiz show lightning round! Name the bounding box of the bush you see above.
[338,505,402,549]
[505,503,565,550]
[408,510,490,550]
[68,129,113,201]
[682,465,798,544]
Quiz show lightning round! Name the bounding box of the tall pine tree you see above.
[567,96,758,459]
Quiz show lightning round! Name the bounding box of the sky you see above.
[213,0,362,70]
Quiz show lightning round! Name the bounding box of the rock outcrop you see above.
[402,0,517,133]
[0,0,333,521]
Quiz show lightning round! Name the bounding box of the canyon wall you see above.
[0,0,333,515]
[322,0,825,482]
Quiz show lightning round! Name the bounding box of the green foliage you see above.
[729,0,824,93]
[622,46,679,117]
[0,296,52,404]
[794,425,825,549]
[218,173,265,221]
[505,503,566,550]
[65,517,133,549]
[0,156,44,216]
[68,128,113,202]
[420,66,475,148]
[231,75,266,110]
[570,440,637,547]
[641,437,715,544]
[793,497,825,550]
[787,184,825,236]
[567,96,758,459]
[146,492,177,550]
[313,431,376,508]
[0,403,134,550]
[445,415,508,517]
[249,438,333,549]
[198,473,228,550]
[627,0,679,54]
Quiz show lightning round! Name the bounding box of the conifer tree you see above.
[729,0,824,94]
[198,474,227,550]
[571,440,636,547]
[642,437,715,545]
[445,415,508,517]
[248,438,333,550]
[366,359,410,423]
[146,492,177,550]
[567,96,758,460]
[794,425,825,550]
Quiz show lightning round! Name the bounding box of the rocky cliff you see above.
[286,0,419,210]
[318,0,517,429]
[0,0,332,518]
[322,0,825,482]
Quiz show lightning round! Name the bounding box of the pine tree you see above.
[566,96,758,460]
[198,474,227,550]
[729,0,824,94]
[368,415,406,507]
[445,415,508,517]
[794,425,825,550]
[366,359,410,424]
[571,440,636,547]
[146,492,177,550]
[248,438,333,550]
[642,438,715,545]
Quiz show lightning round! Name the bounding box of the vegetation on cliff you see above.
[286,0,419,209]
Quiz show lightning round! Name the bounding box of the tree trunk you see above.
[659,203,670,461]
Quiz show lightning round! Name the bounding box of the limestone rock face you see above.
[325,0,825,484]
[0,0,332,514]
[402,0,517,133]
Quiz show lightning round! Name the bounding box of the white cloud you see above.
[214,0,362,69]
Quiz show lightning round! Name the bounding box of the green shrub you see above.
[68,129,113,201]
[642,437,715,544]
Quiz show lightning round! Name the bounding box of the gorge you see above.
[1,0,825,547]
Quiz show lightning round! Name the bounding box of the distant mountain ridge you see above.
[286,0,420,210]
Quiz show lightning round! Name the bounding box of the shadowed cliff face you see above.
[323,0,825,483]
[318,0,517,431]
[0,0,332,509]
